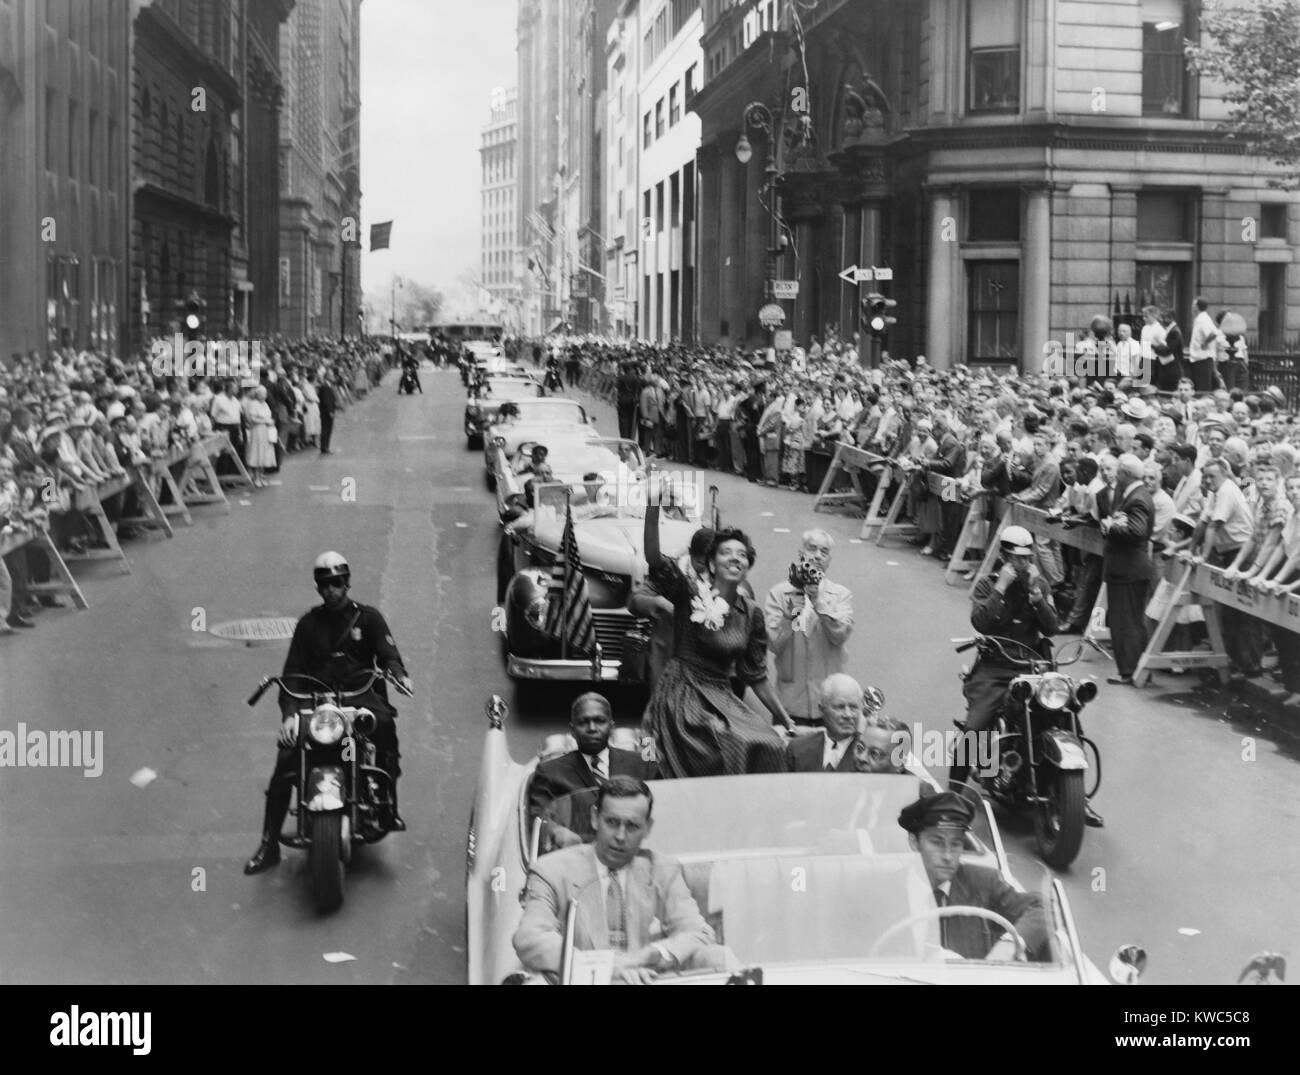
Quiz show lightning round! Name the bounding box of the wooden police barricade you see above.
[811,442,875,517]
[176,434,242,512]
[149,445,194,527]
[1130,561,1291,687]
[967,502,1111,639]
[941,487,994,585]
[67,464,176,574]
[211,431,254,491]
[0,525,88,610]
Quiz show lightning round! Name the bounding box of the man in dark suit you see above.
[899,791,1050,962]
[528,693,658,846]
[317,372,337,455]
[1101,453,1155,687]
[1152,311,1186,392]
[785,673,863,772]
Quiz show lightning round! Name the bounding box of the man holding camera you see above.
[763,529,855,728]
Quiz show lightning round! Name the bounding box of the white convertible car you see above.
[466,700,1114,986]
[490,433,645,514]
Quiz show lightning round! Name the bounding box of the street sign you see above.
[838,264,892,284]
[772,279,799,299]
[758,303,785,329]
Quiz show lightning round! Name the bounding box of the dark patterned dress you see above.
[643,562,786,778]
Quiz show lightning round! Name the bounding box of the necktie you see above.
[606,872,627,951]
[934,887,949,949]
[591,755,606,782]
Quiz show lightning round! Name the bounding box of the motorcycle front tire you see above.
[308,811,346,912]
[1034,768,1086,869]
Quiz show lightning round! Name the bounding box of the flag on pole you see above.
[543,500,597,655]
[369,221,393,251]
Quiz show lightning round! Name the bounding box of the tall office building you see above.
[480,86,520,326]
[279,0,362,339]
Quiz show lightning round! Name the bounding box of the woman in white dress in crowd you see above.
[243,385,277,488]
[300,374,321,449]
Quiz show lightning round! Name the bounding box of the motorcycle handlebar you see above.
[248,668,411,705]
[246,677,273,707]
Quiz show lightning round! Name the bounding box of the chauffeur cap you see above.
[898,791,975,835]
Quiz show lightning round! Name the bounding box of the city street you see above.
[0,364,1295,984]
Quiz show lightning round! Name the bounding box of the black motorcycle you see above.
[246,667,413,911]
[952,635,1102,869]
[398,365,422,394]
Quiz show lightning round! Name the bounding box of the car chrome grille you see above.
[590,609,641,660]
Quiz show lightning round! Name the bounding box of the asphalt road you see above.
[0,364,1294,984]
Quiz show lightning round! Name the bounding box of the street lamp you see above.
[735,101,785,352]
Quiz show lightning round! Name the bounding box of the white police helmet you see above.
[999,525,1035,557]
[313,550,350,584]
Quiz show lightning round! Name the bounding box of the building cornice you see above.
[134,182,237,229]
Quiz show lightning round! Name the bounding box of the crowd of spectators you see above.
[0,334,391,636]
[510,315,1300,700]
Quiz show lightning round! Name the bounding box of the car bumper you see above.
[506,654,628,682]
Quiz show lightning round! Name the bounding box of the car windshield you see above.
[543,775,1065,972]
[496,400,588,425]
[530,475,702,524]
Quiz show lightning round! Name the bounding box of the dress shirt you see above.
[1113,337,1142,378]
[1189,311,1220,363]
[821,732,853,770]
[1173,470,1204,518]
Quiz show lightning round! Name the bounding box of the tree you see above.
[1188,0,1300,188]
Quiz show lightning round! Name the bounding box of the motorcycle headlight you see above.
[524,592,549,630]
[1035,674,1072,711]
[308,707,345,745]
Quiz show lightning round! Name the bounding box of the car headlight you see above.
[524,592,549,630]
[308,707,345,745]
[1035,674,1072,710]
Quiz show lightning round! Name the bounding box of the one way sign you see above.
[839,264,894,284]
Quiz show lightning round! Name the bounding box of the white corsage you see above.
[689,577,731,631]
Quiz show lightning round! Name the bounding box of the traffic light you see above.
[861,292,897,340]
[183,292,205,338]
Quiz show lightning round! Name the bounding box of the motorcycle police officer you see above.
[952,526,1102,827]
[244,551,415,874]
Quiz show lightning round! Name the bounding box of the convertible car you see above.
[480,397,597,475]
[466,699,1111,986]
[489,432,645,511]
[496,478,705,684]
[464,376,545,449]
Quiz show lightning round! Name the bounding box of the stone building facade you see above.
[279,0,362,340]
[131,0,242,348]
[691,0,1298,368]
[0,0,132,361]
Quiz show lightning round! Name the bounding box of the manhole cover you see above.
[208,617,299,644]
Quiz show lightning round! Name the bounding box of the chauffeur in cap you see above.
[898,791,1050,962]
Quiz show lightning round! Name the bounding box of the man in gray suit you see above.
[513,776,729,983]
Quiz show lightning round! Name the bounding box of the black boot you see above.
[383,753,405,832]
[244,781,291,874]
[1084,801,1105,828]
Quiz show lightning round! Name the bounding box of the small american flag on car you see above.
[543,501,597,655]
